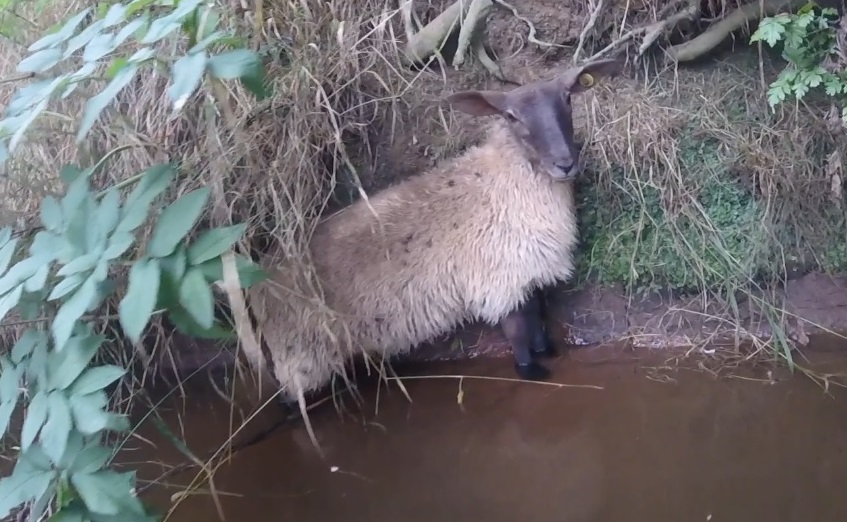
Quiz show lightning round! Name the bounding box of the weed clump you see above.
[575,52,847,300]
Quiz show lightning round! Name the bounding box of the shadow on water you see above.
[127,338,847,522]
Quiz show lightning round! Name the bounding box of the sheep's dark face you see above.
[446,59,624,181]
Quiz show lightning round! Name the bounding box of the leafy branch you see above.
[0,0,268,163]
[750,2,847,120]
[0,0,270,519]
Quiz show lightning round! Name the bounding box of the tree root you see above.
[574,0,608,63]
[403,0,505,78]
[665,0,804,62]
[585,0,700,62]
[402,0,562,81]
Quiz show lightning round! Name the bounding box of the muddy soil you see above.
[131,339,847,522]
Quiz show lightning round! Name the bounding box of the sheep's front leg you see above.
[523,288,556,358]
[500,299,552,381]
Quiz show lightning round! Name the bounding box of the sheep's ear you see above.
[446,90,508,117]
[560,59,625,93]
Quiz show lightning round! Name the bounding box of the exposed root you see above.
[492,0,565,49]
[403,0,468,64]
[454,0,493,67]
[402,0,560,80]
[640,0,700,56]
[586,0,701,62]
[666,0,803,62]
[574,0,608,63]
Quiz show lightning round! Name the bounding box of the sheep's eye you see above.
[504,110,519,123]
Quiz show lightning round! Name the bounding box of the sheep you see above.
[245,58,624,404]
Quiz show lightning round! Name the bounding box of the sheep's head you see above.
[446,59,624,181]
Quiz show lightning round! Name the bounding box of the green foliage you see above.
[0,0,271,519]
[0,164,265,520]
[576,128,767,294]
[0,0,269,162]
[750,2,846,118]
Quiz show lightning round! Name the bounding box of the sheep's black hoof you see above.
[515,361,551,381]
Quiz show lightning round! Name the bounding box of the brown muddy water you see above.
[122,340,847,521]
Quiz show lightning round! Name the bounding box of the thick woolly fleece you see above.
[246,119,578,399]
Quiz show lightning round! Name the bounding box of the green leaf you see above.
[105,57,129,80]
[96,188,122,238]
[0,358,21,434]
[41,392,72,464]
[147,187,209,258]
[69,444,111,474]
[0,447,55,519]
[160,243,187,284]
[128,47,156,63]
[116,164,176,234]
[11,329,43,363]
[187,224,246,265]
[4,78,52,117]
[52,276,98,350]
[168,304,234,340]
[72,470,144,516]
[49,274,84,301]
[83,32,118,62]
[64,19,105,58]
[767,84,787,107]
[47,333,104,390]
[207,49,260,79]
[9,97,50,152]
[103,232,134,260]
[196,254,266,287]
[76,63,139,143]
[41,196,63,232]
[0,256,45,294]
[25,263,50,293]
[0,356,20,401]
[168,50,207,108]
[139,19,181,44]
[21,390,48,450]
[825,77,843,96]
[189,30,228,53]
[28,8,92,52]
[118,258,160,343]
[114,16,147,47]
[103,3,128,26]
[0,284,23,322]
[70,365,125,395]
[69,391,123,435]
[0,236,18,275]
[27,334,48,385]
[57,252,99,277]
[18,48,63,73]
[750,17,787,47]
[178,268,214,328]
[0,396,18,437]
[46,505,86,522]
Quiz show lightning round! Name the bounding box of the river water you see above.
[123,339,847,522]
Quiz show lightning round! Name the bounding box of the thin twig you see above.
[574,0,608,63]
[384,374,605,389]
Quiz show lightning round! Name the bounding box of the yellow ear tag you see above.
[578,73,595,88]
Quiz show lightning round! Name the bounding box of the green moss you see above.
[573,115,847,294]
